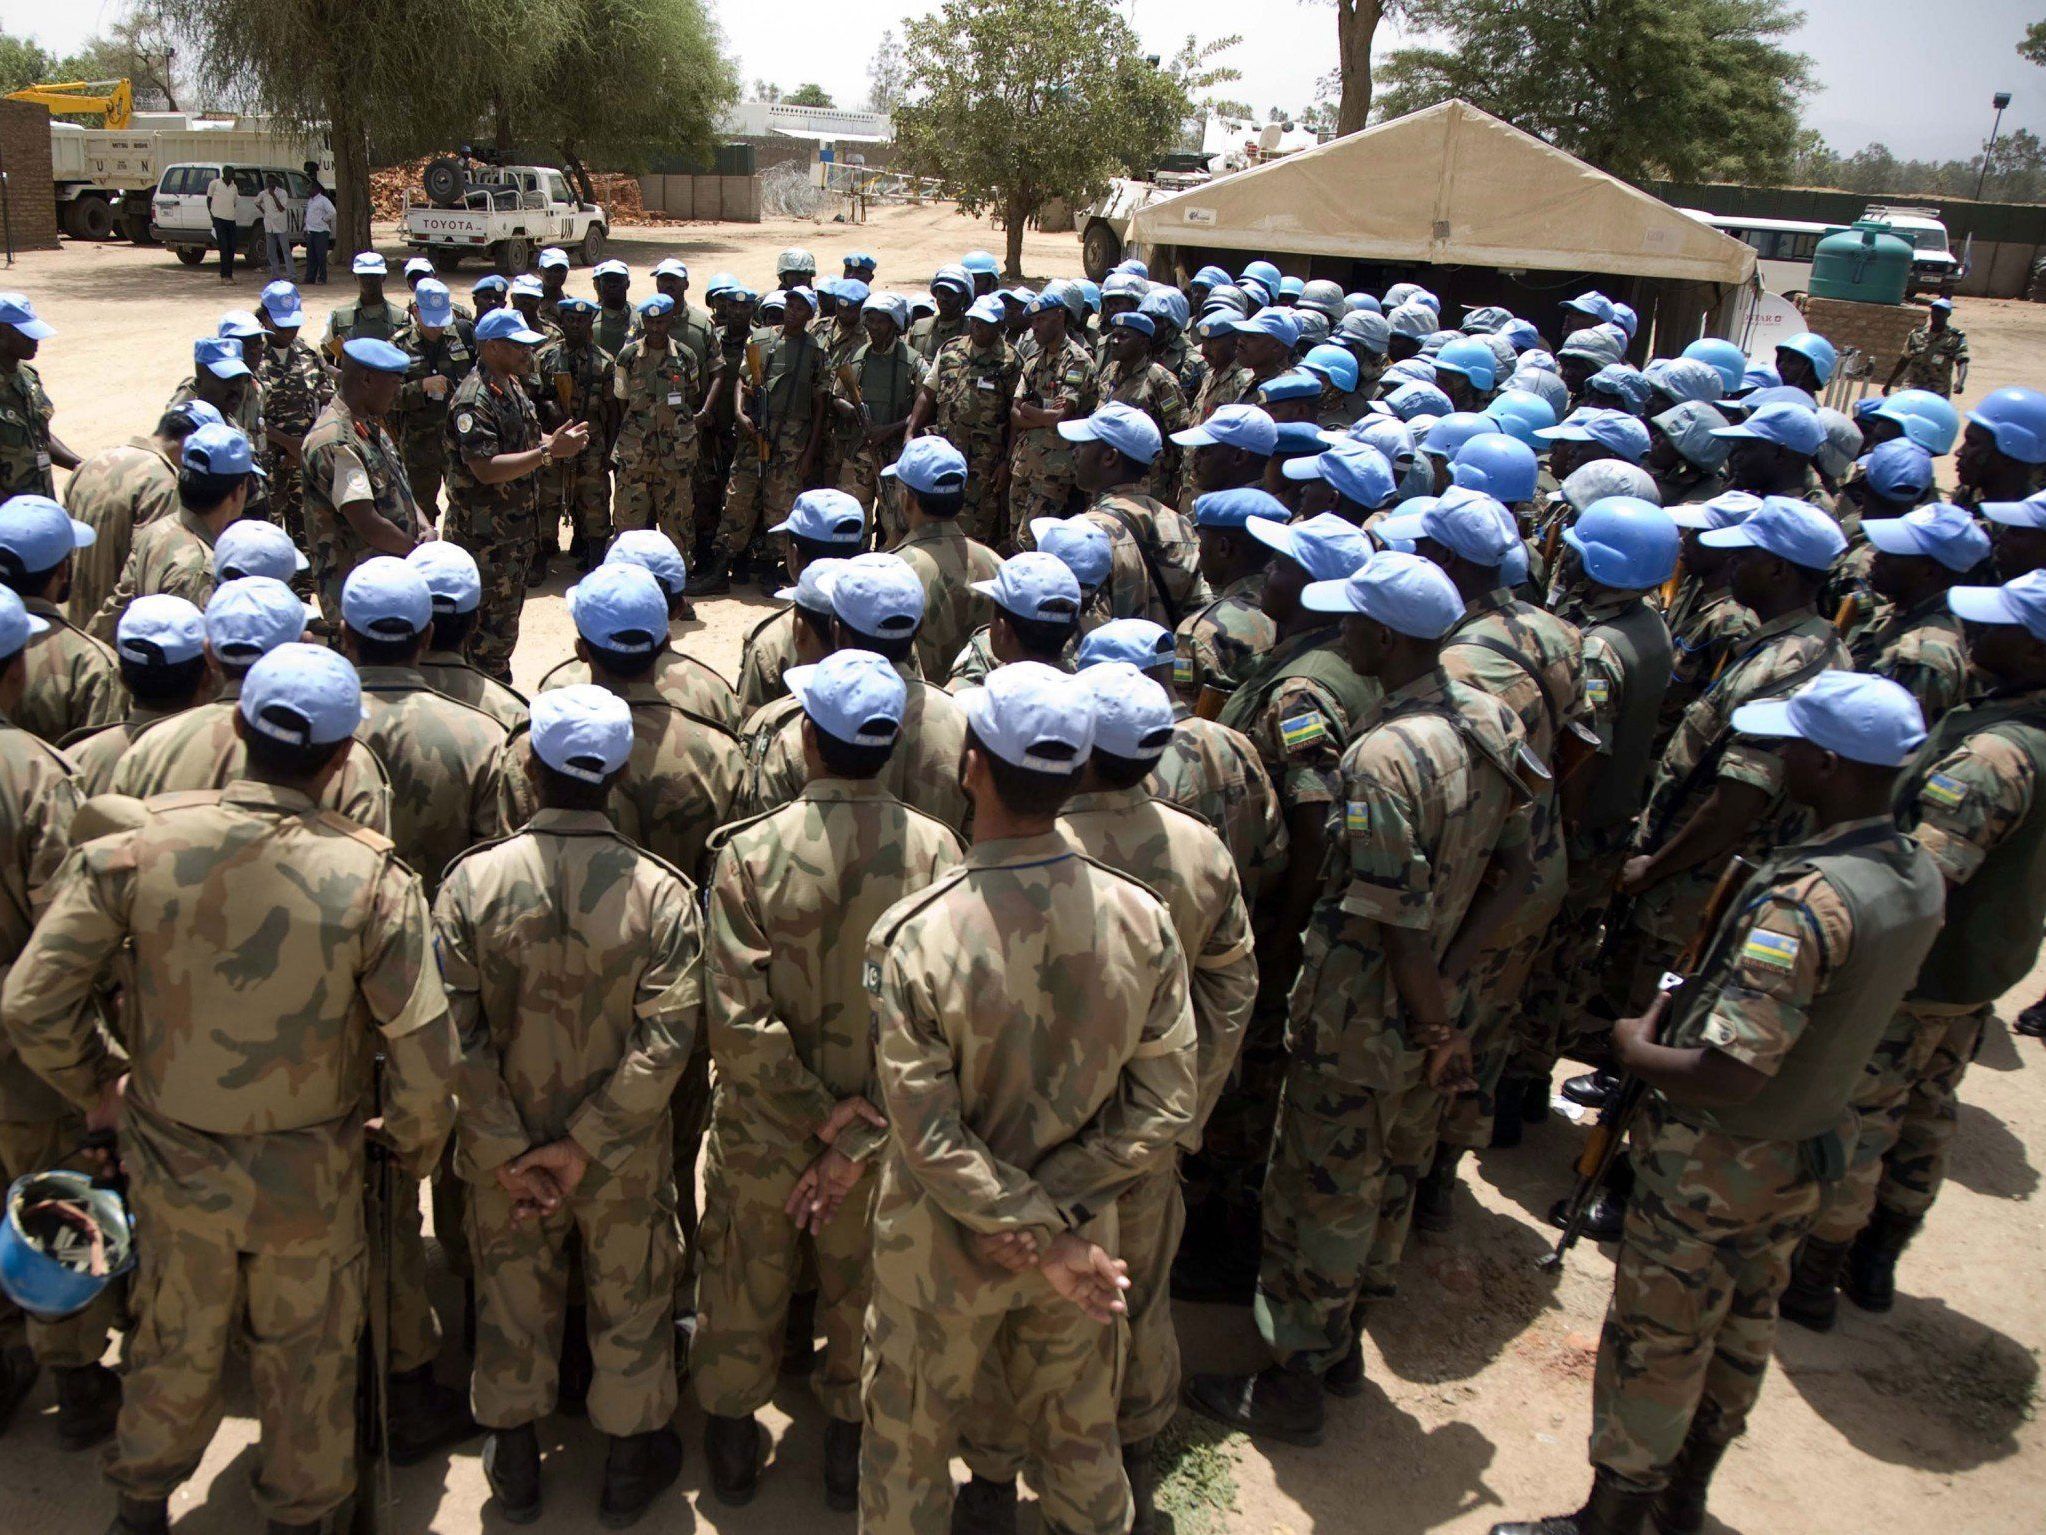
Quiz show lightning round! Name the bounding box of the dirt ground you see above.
[0,206,2041,1534]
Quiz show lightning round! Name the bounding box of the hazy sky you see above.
[3,0,2035,163]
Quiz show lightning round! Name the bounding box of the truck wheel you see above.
[424,158,468,208]
[1081,221,1121,283]
[429,248,465,274]
[175,246,207,267]
[121,207,155,244]
[68,197,117,241]
[578,224,606,266]
[493,237,532,276]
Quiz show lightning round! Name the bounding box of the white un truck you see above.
[398,154,609,275]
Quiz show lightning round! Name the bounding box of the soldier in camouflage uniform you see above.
[2,643,458,1534]
[1,295,79,501]
[88,421,261,640]
[610,295,700,555]
[942,549,1084,693]
[734,493,869,718]
[651,260,716,382]
[694,652,964,1510]
[1190,552,1534,1446]
[1009,292,1100,537]
[392,278,475,524]
[830,296,920,522]
[906,268,971,362]
[860,661,1196,1535]
[1658,494,1762,744]
[1180,317,1259,507]
[1493,672,1943,1535]
[814,281,869,495]
[299,340,426,622]
[960,663,1253,1534]
[166,338,263,523]
[1718,400,1836,517]
[63,406,215,626]
[905,301,1019,547]
[533,297,616,570]
[885,438,1001,678]
[253,282,334,547]
[437,684,700,1528]
[1843,503,1983,728]
[407,542,529,733]
[322,252,408,354]
[0,495,122,747]
[1884,299,1968,397]
[590,261,642,360]
[1783,574,2046,1334]
[1172,484,1283,714]
[63,596,213,798]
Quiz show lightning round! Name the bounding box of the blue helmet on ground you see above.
[1564,497,1681,591]
[1681,338,1750,395]
[0,1169,137,1321]
[1450,433,1540,503]
[1966,387,2046,465]
[1775,332,1839,387]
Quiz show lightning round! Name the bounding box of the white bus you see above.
[1680,210,1835,298]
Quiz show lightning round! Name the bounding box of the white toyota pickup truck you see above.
[399,162,608,274]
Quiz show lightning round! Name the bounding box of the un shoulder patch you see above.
[1923,772,1968,810]
[455,410,475,435]
[1741,929,1800,973]
[863,959,884,995]
[1279,711,1328,752]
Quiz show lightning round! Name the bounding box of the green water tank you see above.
[1809,220,1914,305]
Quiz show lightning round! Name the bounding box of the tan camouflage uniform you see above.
[1081,488,1210,629]
[62,438,180,626]
[1847,592,1971,730]
[13,599,122,748]
[922,337,1020,546]
[716,330,825,562]
[300,397,424,623]
[611,337,699,550]
[418,648,528,735]
[1009,337,1099,534]
[1894,324,1968,397]
[1174,572,1278,708]
[535,331,615,551]
[392,324,474,521]
[87,510,218,641]
[61,705,186,798]
[1147,705,1290,904]
[893,523,1001,681]
[257,337,334,546]
[737,608,800,717]
[537,648,741,735]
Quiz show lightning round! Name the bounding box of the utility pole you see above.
[1976,90,2014,201]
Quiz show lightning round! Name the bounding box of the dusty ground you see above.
[0,208,2041,1534]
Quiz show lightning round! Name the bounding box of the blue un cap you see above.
[413,279,454,328]
[1949,569,2046,641]
[770,487,867,545]
[259,282,306,327]
[181,422,266,478]
[217,309,264,340]
[214,519,308,581]
[1711,400,1826,457]
[778,556,849,613]
[786,648,907,748]
[115,594,206,667]
[409,542,483,614]
[1259,371,1322,405]
[1172,403,1278,455]
[0,493,96,573]
[475,308,546,346]
[604,529,688,594]
[1667,489,1763,532]
[570,564,668,653]
[342,555,434,638]
[1536,407,1651,463]
[343,337,411,374]
[884,435,969,495]
[531,684,634,782]
[239,643,362,746]
[1057,401,1162,466]
[1858,438,1936,504]
[205,577,315,660]
[194,335,251,380]
[0,293,54,341]
[1244,511,1373,582]
[168,399,225,433]
[956,660,1095,773]
[0,586,49,660]
[972,552,1083,624]
[1231,308,1300,350]
[822,553,925,640]
[1303,549,1467,638]
[1283,442,1399,510]
[1862,503,1991,575]
[1731,671,1928,768]
[1082,662,1177,760]
[1030,517,1113,590]
[1378,486,1518,567]
[1077,618,1175,674]
[1698,494,1847,571]
[1193,487,1289,529]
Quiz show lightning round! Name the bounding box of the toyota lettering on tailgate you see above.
[416,216,485,232]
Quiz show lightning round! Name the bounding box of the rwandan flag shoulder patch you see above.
[1279,712,1329,752]
[1741,929,1801,972]
[1345,800,1371,836]
[1922,772,1968,810]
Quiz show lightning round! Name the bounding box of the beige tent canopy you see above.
[1132,100,1756,345]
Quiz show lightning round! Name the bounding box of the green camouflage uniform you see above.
[0,363,57,500]
[13,599,121,748]
[300,397,424,623]
[1847,592,1971,730]
[833,341,920,521]
[1657,580,1757,745]
[1589,820,1942,1492]
[392,324,475,521]
[436,808,702,1436]
[418,649,527,734]
[1174,573,1278,708]
[531,332,614,550]
[537,647,741,735]
[593,304,642,362]
[858,831,1197,1535]
[1257,672,1532,1372]
[86,510,218,642]
[815,319,867,496]
[717,330,825,562]
[737,607,800,717]
[444,370,542,681]
[923,337,1020,546]
[0,781,456,1527]
[62,438,180,626]
[1894,324,1968,396]
[1009,336,1099,534]
[1148,705,1289,904]
[610,337,699,551]
[1157,334,1206,404]
[694,780,963,1423]
[324,297,408,350]
[894,523,1001,681]
[257,337,334,545]
[1081,488,1210,629]
[906,313,966,363]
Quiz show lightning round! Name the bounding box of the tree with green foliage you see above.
[1377,0,1811,184]
[894,0,1227,276]
[2022,18,2046,66]
[60,15,188,111]
[867,31,908,113]
[0,29,58,94]
[785,83,834,108]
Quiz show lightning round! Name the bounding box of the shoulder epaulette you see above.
[311,809,396,853]
[870,863,975,948]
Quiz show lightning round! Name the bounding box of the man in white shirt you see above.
[256,174,296,283]
[206,166,242,283]
[304,180,336,285]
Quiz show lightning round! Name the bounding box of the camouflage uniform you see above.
[737,607,801,716]
[1009,337,1099,533]
[1847,592,1971,729]
[694,780,963,1424]
[62,438,180,626]
[747,660,971,832]
[257,338,334,545]
[610,337,698,550]
[593,305,642,362]
[1589,819,1942,1493]
[1894,324,1968,396]
[1156,333,1206,404]
[418,648,527,734]
[86,510,218,641]
[964,789,1253,1473]
[906,312,966,364]
[1257,672,1532,1372]
[942,626,1005,693]
[13,599,121,748]
[436,808,702,1437]
[859,831,1197,1535]
[1102,358,1191,504]
[1657,578,1756,746]
[167,377,265,521]
[893,522,1002,681]
[323,297,409,351]
[1179,364,1256,509]
[923,337,1020,546]
[300,397,424,622]
[717,331,825,563]
[61,705,185,798]
[392,324,476,522]
[1148,705,1289,904]
[354,665,509,898]
[444,370,542,680]
[537,648,741,735]
[833,342,920,522]
[1174,573,1278,709]
[1081,488,1210,629]
[0,781,456,1527]
[527,331,611,552]
[0,363,57,501]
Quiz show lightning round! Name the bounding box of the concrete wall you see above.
[637,174,761,223]
[0,100,62,254]
[1803,295,1927,380]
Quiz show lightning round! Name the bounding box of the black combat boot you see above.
[2016,998,2046,1039]
[558,1304,594,1415]
[1844,1204,1922,1313]
[54,1362,121,1450]
[1324,1297,1371,1398]
[823,1417,861,1512]
[1184,1364,1326,1447]
[598,1425,684,1529]
[1562,1068,1622,1110]
[1489,1469,1655,1534]
[1649,1428,1731,1534]
[781,1288,819,1377]
[1414,1147,1466,1233]
[103,1496,169,1535]
[526,545,551,586]
[685,557,732,597]
[0,1344,39,1435]
[1123,1437,1159,1535]
[386,1363,479,1464]
[1776,1235,1853,1332]
[950,1474,1018,1535]
[1549,1156,1633,1241]
[1492,1076,1531,1148]
[482,1422,542,1525]
[703,1412,761,1506]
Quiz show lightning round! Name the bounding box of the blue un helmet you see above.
[1775,331,1839,388]
[1433,336,1499,393]
[1483,388,1560,447]
[0,1167,136,1321]
[1564,497,1681,591]
[1420,412,1498,462]
[1450,432,1540,503]
[1300,344,1360,395]
[1681,337,1750,396]
[1865,388,1962,456]
[1966,387,2046,466]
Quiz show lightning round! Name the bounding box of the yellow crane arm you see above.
[3,79,134,130]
